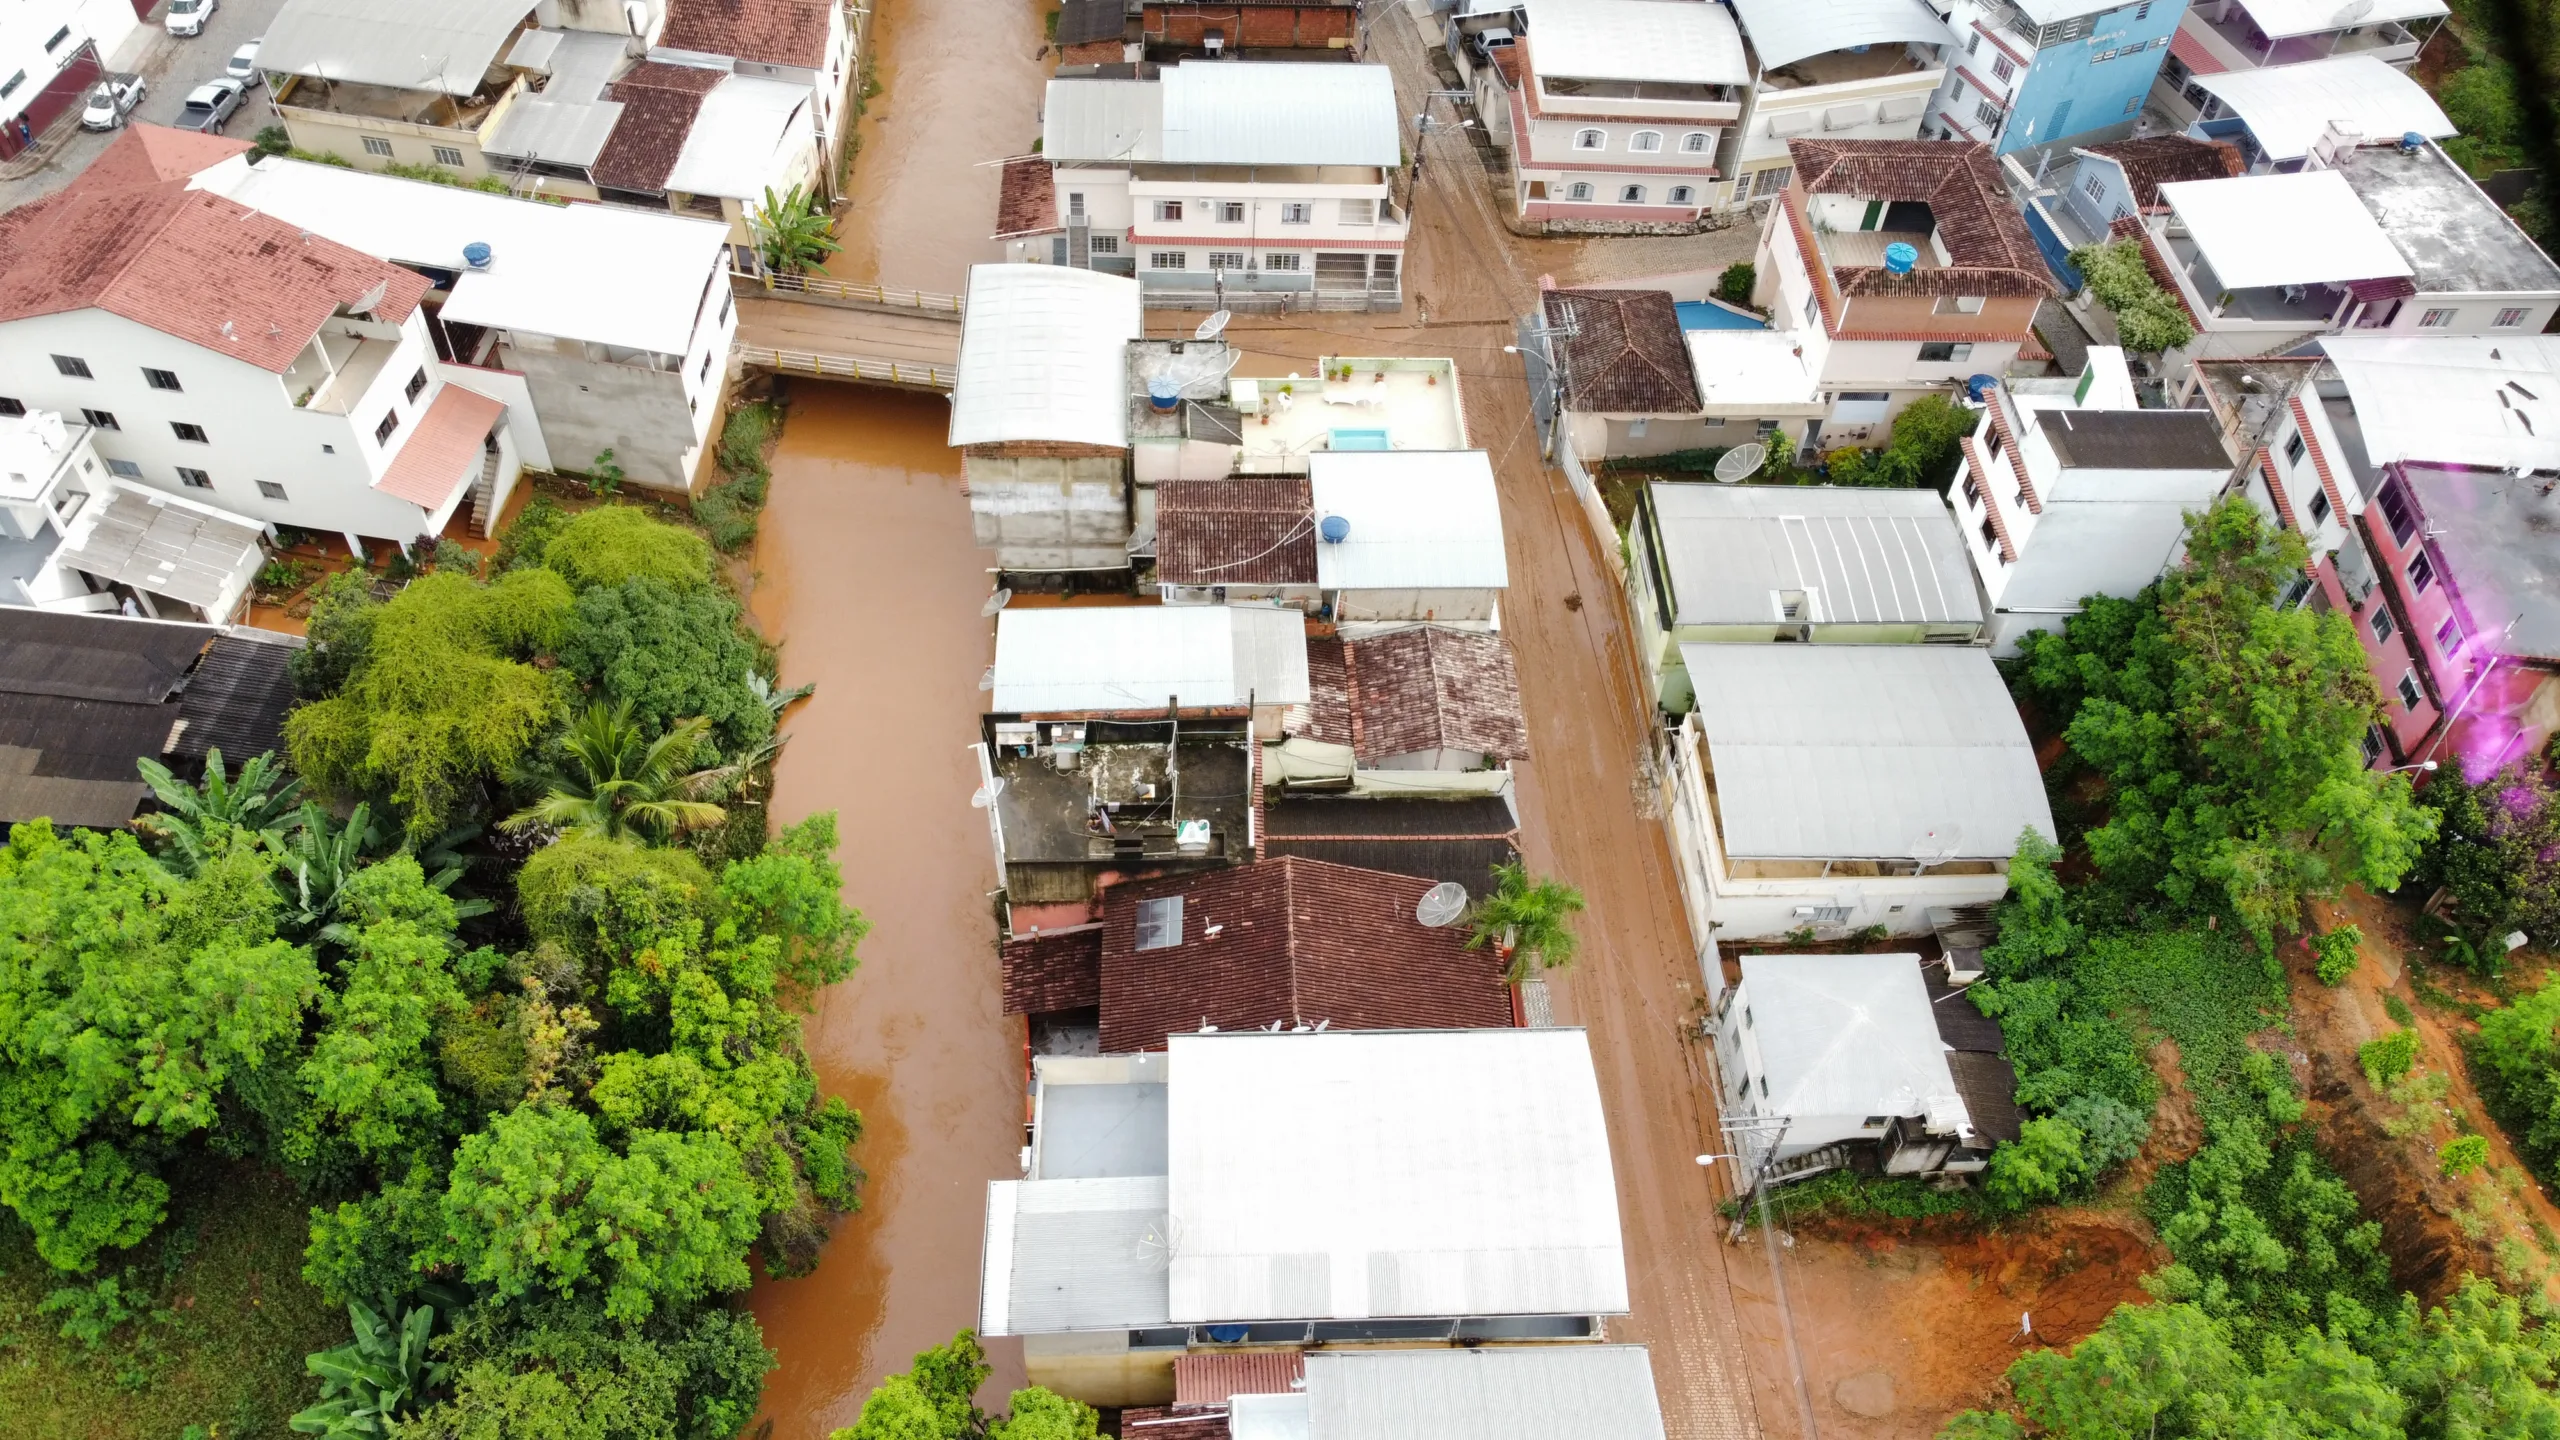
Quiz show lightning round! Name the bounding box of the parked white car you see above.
[174,78,245,133]
[79,76,146,131]
[165,0,216,35]
[227,38,263,86]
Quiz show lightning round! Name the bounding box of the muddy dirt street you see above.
[745,388,1026,1436]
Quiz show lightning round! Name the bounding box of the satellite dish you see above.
[348,279,389,316]
[977,665,996,692]
[980,588,1013,617]
[1195,310,1231,341]
[970,778,1007,809]
[2331,0,2373,22]
[1909,825,1964,868]
[1715,443,1767,483]
[1416,882,1470,927]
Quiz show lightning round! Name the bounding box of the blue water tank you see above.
[1883,242,1918,275]
[1147,377,1180,412]
[1966,373,1999,402]
[1205,1325,1250,1344]
[1319,513,1351,543]
[2399,130,2426,153]
[462,241,493,269]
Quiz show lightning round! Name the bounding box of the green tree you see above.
[540,506,714,595]
[291,861,468,1168]
[832,1330,1097,1440]
[1464,860,1586,983]
[132,747,303,874]
[558,579,773,751]
[1713,262,1755,307]
[506,703,731,844]
[2467,976,2560,1177]
[291,1299,449,1438]
[2068,239,2196,352]
[1824,394,1979,489]
[291,570,384,699]
[2385,1276,2560,1438]
[1984,1115,2088,1210]
[751,184,841,275]
[403,1299,771,1440]
[492,496,572,575]
[2416,760,2560,958]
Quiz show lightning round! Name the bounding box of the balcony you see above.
[285,324,404,415]
[2189,5,2422,68]
[275,72,522,138]
[1762,45,1938,90]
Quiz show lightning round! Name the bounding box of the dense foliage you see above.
[830,1331,1098,1440]
[2067,239,2196,353]
[2467,975,2560,1183]
[1823,394,1977,489]
[2412,760,2560,966]
[559,580,772,751]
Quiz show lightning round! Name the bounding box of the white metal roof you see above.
[2320,334,2560,472]
[1687,331,1821,410]
[1304,1349,1668,1440]
[1681,644,2054,860]
[1307,451,1510,592]
[2232,0,2447,40]
[980,1175,1172,1335]
[1737,954,1967,1125]
[2159,171,2410,290]
[1042,77,1163,164]
[2192,55,2452,163]
[668,76,812,199]
[950,264,1145,447]
[1161,62,1402,167]
[483,96,627,167]
[260,0,530,94]
[193,158,729,357]
[1165,1029,1628,1323]
[991,606,1311,714]
[1723,0,1957,72]
[1523,0,1749,85]
[1647,484,1980,627]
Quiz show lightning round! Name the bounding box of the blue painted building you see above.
[1923,0,2186,156]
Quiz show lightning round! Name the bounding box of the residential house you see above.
[1626,483,1983,711]
[1926,0,2184,156]
[652,0,856,183]
[1124,0,1360,61]
[1260,625,1528,792]
[0,410,267,620]
[1015,62,1408,310]
[999,854,1514,1056]
[0,611,300,828]
[1470,0,1748,224]
[1259,792,1520,889]
[0,0,140,161]
[587,63,819,263]
[1709,953,2020,1181]
[2021,132,2241,263]
[191,151,738,496]
[2150,0,2447,128]
[1543,286,1810,461]
[1659,643,2057,939]
[2176,53,2451,172]
[1718,0,1958,209]
[1946,349,2236,653]
[978,1028,1628,1406]
[1747,139,2055,450]
[1119,1348,1672,1440]
[0,129,524,550]
[1130,346,1467,487]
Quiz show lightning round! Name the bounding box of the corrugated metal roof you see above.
[2159,172,2410,290]
[1164,1029,1628,1323]
[483,97,628,167]
[56,483,264,613]
[1647,484,1978,627]
[260,0,531,94]
[992,606,1311,713]
[1681,644,2054,860]
[2321,333,2560,473]
[950,263,1145,447]
[2192,55,2451,164]
[1525,0,1749,84]
[668,75,811,198]
[983,1175,1173,1335]
[1307,451,1509,593]
[1723,0,1956,72]
[1161,63,1400,167]
[173,629,302,764]
[1738,954,1964,1125]
[1043,77,1164,163]
[1303,1347,1667,1440]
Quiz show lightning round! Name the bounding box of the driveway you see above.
[0,0,289,208]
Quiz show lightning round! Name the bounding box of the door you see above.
[1313,253,1369,292]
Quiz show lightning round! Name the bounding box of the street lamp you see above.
[2385,760,2438,774]
[1695,1153,1741,1167]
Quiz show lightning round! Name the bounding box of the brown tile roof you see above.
[995,156,1058,238]
[1786,139,2054,300]
[1346,627,1527,765]
[659,0,834,69]
[1002,923,1104,1015]
[1097,856,1512,1052]
[1176,1352,1305,1405]
[594,63,727,193]
[1261,794,1519,893]
[1117,1411,1228,1440]
[1154,477,1316,586]
[1543,288,1701,415]
[1300,635,1353,746]
[376,383,505,508]
[2083,135,2244,212]
[0,181,428,375]
[83,123,250,190]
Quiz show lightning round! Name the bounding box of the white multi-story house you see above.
[0,0,141,162]
[1719,0,1958,208]
[1007,62,1409,310]
[0,409,271,621]
[653,0,855,185]
[2151,0,2447,127]
[1471,0,1746,224]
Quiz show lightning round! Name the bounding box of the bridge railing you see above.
[735,270,966,314]
[734,345,955,390]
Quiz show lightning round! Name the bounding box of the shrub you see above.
[2440,1134,2491,1178]
[1821,394,1976,489]
[2069,239,2195,353]
[1713,262,1755,307]
[2315,924,2364,986]
[541,506,714,593]
[694,485,759,552]
[492,495,570,573]
[253,124,291,156]
[1985,1116,2089,1210]
[2361,1028,2421,1089]
[2414,761,2560,957]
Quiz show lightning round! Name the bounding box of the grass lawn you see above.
[0,1163,344,1440]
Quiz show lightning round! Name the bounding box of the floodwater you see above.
[829,0,1050,292]
[744,386,1028,1435]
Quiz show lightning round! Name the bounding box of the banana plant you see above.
[133,747,302,875]
[290,1299,447,1438]
[279,802,493,946]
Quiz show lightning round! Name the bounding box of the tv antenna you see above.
[1194,310,1231,341]
[977,665,996,693]
[1415,882,1470,927]
[981,587,1013,617]
[1715,443,1767,483]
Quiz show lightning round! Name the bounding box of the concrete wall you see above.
[1329,585,1498,622]
[1022,1333,1176,1409]
[966,455,1133,571]
[494,334,698,490]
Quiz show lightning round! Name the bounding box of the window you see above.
[171,422,208,443]
[1067,191,1086,217]
[700,351,713,381]
[2123,95,2143,115]
[1574,128,1605,150]
[2084,174,2105,205]
[1861,1115,1890,1129]
[375,411,400,445]
[1669,185,1695,205]
[0,72,23,101]
[1919,342,1974,362]
[1207,252,1246,271]
[362,137,395,158]
[2496,307,2530,328]
[1088,234,1120,254]
[433,146,465,167]
[1219,201,1244,223]
[1619,184,1647,204]
[1279,202,1311,224]
[43,26,70,50]
[105,458,141,479]
[2283,432,2306,467]
[1967,30,1981,53]
[0,397,19,417]
[1681,131,1710,153]
[2406,550,2435,593]
[2136,1,2153,16]
[322,444,335,454]
[257,481,289,501]
[2363,725,2385,765]
[719,291,731,325]
[1565,182,1594,201]
[1754,165,1792,198]
[1339,199,1375,225]
[1992,53,2016,81]
[176,468,212,490]
[2377,484,2417,544]
[1154,200,1183,222]
[139,367,182,393]
[2419,308,2457,328]
[1975,99,2003,130]
[52,355,91,379]
[405,368,428,403]
[2436,614,2462,653]
[81,409,117,430]
[2397,670,2423,709]
[1149,251,1187,270]
[1630,130,1663,152]
[1263,253,1300,271]
[1134,896,1183,951]
[2371,606,2395,644]
[1803,292,1819,328]
[1980,516,1999,549]
[1759,1075,1770,1098]
[2308,484,2331,525]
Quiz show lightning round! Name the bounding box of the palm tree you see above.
[134,747,302,874]
[506,703,731,844]
[750,184,841,276]
[1465,861,1588,984]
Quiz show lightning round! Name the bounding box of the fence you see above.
[739,271,967,314]
[732,345,955,390]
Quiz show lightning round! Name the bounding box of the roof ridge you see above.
[1280,855,1303,1026]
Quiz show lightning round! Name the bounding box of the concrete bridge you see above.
[730,273,963,390]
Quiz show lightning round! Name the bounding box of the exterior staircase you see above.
[470,446,503,536]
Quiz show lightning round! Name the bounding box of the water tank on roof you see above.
[2399,130,2426,153]
[462,242,493,270]
[1966,373,1999,402]
[1884,242,1918,275]
[1319,513,1351,543]
[1147,377,1180,412]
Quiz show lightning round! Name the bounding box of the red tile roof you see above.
[1346,626,1528,764]
[1176,1353,1305,1405]
[375,383,504,508]
[1983,389,2040,513]
[1098,856,1512,1053]
[1300,635,1353,746]
[1155,477,1316,586]
[2288,395,2351,526]
[1960,435,2019,563]
[660,0,835,69]
[995,157,1058,238]
[1786,139,2054,301]
[594,63,727,193]
[2082,135,2243,211]
[1001,923,1104,1015]
[1544,288,1702,415]
[2168,25,2226,76]
[0,180,428,375]
[1116,1412,1228,1440]
[83,123,251,190]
